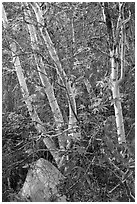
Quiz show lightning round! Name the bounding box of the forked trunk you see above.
[102,3,129,146]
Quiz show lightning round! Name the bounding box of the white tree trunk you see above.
[23,3,66,149]
[102,3,127,146]
[30,3,79,141]
[110,51,126,144]
[2,5,60,164]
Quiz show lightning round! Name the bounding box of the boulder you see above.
[19,158,66,202]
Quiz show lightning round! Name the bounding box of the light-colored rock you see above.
[19,158,66,202]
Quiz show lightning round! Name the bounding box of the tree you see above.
[102,2,130,147]
[2,2,135,202]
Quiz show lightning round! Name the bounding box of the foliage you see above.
[2,2,135,202]
[2,112,56,201]
[57,116,135,202]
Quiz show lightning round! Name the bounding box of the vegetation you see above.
[2,2,135,202]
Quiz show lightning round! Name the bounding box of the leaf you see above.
[76,146,86,155]
[85,174,91,186]
[105,137,114,150]
[122,169,133,181]
[73,166,85,178]
[93,98,102,107]
[113,150,124,163]
[93,108,99,114]
[79,104,85,109]
[64,161,75,176]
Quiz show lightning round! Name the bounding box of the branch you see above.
[42,126,78,138]
[102,2,114,50]
[117,10,131,86]
[89,42,110,57]
[89,34,106,41]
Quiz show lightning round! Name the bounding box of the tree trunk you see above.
[23,3,66,150]
[68,82,78,140]
[102,3,128,146]
[110,51,126,144]
[30,3,79,142]
[2,5,60,164]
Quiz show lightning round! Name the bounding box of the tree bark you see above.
[2,5,61,164]
[23,3,66,150]
[30,2,79,142]
[102,3,128,146]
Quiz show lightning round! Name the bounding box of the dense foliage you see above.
[57,116,135,201]
[2,2,135,202]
